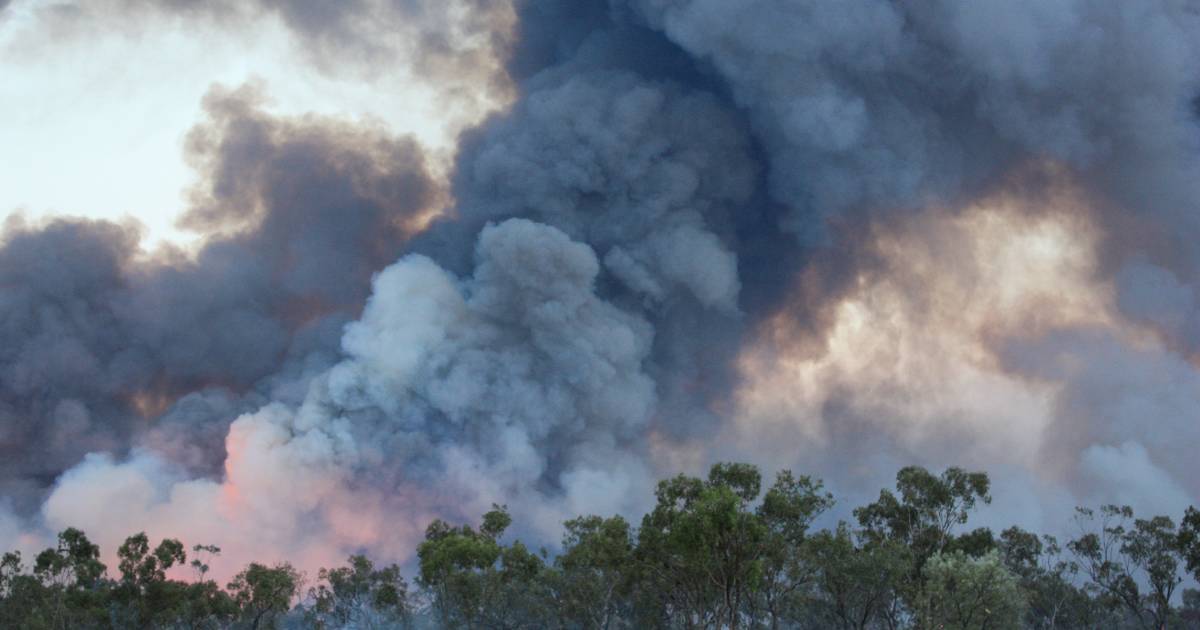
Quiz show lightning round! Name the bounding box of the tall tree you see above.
[417,505,551,629]
[635,463,769,629]
[227,562,301,630]
[754,471,834,628]
[853,466,992,626]
[553,514,636,629]
[1178,507,1200,582]
[306,554,411,629]
[31,528,109,629]
[110,532,188,628]
[920,550,1025,630]
[803,522,909,630]
[998,526,1104,629]
[1068,505,1183,630]
[854,466,991,562]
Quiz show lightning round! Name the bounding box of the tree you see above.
[29,527,109,629]
[946,527,998,558]
[635,462,769,629]
[34,527,106,590]
[1069,505,1183,630]
[0,551,19,598]
[1178,507,1200,582]
[997,526,1105,629]
[1121,515,1182,629]
[227,562,301,629]
[1,469,1188,629]
[803,522,909,630]
[553,514,636,629]
[190,544,221,582]
[0,551,43,628]
[417,505,551,629]
[854,466,992,563]
[306,554,411,629]
[754,470,834,628]
[1179,589,1200,629]
[853,466,992,626]
[921,550,1025,630]
[174,544,238,630]
[110,532,189,628]
[177,579,238,630]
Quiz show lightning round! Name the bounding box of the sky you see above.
[2,0,1200,580]
[0,0,473,247]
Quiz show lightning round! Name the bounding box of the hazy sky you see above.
[0,0,455,247]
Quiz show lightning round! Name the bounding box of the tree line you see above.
[3,463,1200,629]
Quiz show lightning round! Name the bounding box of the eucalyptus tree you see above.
[1068,505,1184,630]
[417,505,552,629]
[802,522,909,630]
[226,562,301,630]
[553,514,637,629]
[306,554,411,629]
[920,550,1025,630]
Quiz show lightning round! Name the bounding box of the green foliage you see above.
[850,465,994,626]
[854,466,991,562]
[0,551,21,596]
[552,514,636,628]
[0,465,1194,629]
[1068,505,1184,630]
[190,544,221,581]
[803,522,910,629]
[35,527,107,590]
[416,504,550,628]
[1178,507,1200,581]
[28,527,109,629]
[635,463,770,629]
[921,550,1025,630]
[306,554,411,629]
[102,532,238,629]
[111,532,185,628]
[754,470,835,626]
[227,562,301,629]
[997,526,1101,629]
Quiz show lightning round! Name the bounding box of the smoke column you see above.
[2,0,1199,573]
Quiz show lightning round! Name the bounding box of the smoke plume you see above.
[1,84,437,514]
[3,0,1200,575]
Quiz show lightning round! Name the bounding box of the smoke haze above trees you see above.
[3,463,1200,628]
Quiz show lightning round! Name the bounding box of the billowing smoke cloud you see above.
[34,218,663,570]
[1,84,437,513]
[4,0,1200,575]
[621,1,1200,234]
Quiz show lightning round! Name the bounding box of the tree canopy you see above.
[2,463,1198,629]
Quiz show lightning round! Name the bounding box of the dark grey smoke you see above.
[0,85,435,512]
[421,0,1200,523]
